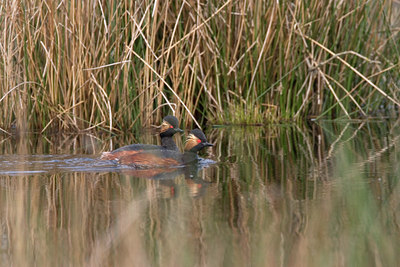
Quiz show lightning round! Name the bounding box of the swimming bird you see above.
[109,129,213,168]
[101,115,183,160]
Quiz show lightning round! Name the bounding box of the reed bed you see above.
[0,0,399,133]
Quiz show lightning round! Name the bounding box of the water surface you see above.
[0,121,399,266]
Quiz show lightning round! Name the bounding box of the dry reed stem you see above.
[159,0,233,59]
[0,0,398,132]
[324,73,367,116]
[131,49,201,129]
[302,34,400,108]
[246,4,275,102]
[91,73,113,132]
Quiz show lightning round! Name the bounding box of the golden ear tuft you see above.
[160,121,171,133]
[184,134,199,151]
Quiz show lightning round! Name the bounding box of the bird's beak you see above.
[176,128,184,133]
[203,142,213,147]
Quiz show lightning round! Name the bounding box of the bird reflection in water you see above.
[119,159,215,199]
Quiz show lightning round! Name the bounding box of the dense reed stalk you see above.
[0,0,399,133]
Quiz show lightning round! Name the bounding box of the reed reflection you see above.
[0,121,400,266]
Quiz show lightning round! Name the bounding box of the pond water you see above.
[0,121,400,266]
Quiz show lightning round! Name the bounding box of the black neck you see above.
[181,151,199,164]
[161,136,179,151]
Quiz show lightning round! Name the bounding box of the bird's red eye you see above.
[170,125,173,128]
[197,139,201,143]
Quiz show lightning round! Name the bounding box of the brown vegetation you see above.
[0,1,399,134]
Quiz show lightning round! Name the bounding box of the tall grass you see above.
[0,0,399,133]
